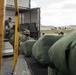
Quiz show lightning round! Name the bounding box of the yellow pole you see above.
[0,0,5,74]
[14,0,19,68]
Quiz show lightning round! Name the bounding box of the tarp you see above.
[9,33,25,46]
[68,38,76,75]
[19,42,25,54]
[48,67,56,75]
[48,30,76,75]
[32,35,62,65]
[7,29,14,39]
[48,67,64,75]
[19,40,36,56]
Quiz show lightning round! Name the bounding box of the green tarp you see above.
[7,29,14,39]
[19,42,25,54]
[68,38,76,75]
[19,33,25,40]
[9,36,14,46]
[32,35,62,65]
[9,33,25,46]
[48,67,56,75]
[19,40,36,56]
[48,30,76,75]
[48,67,64,75]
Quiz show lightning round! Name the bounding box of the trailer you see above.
[6,0,40,39]
[1,0,42,75]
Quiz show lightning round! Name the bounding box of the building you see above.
[40,25,56,30]
[70,25,76,29]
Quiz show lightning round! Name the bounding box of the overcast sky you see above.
[31,0,76,27]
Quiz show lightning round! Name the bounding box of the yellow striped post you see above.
[14,0,19,68]
[0,0,5,74]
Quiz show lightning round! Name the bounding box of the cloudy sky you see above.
[31,0,76,27]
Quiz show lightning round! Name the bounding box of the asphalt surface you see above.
[2,56,14,75]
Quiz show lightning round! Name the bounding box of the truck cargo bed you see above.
[13,55,47,75]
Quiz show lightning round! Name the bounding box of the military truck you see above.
[3,0,40,55]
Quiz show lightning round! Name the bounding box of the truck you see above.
[1,0,43,75]
[3,0,41,56]
[6,0,40,39]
